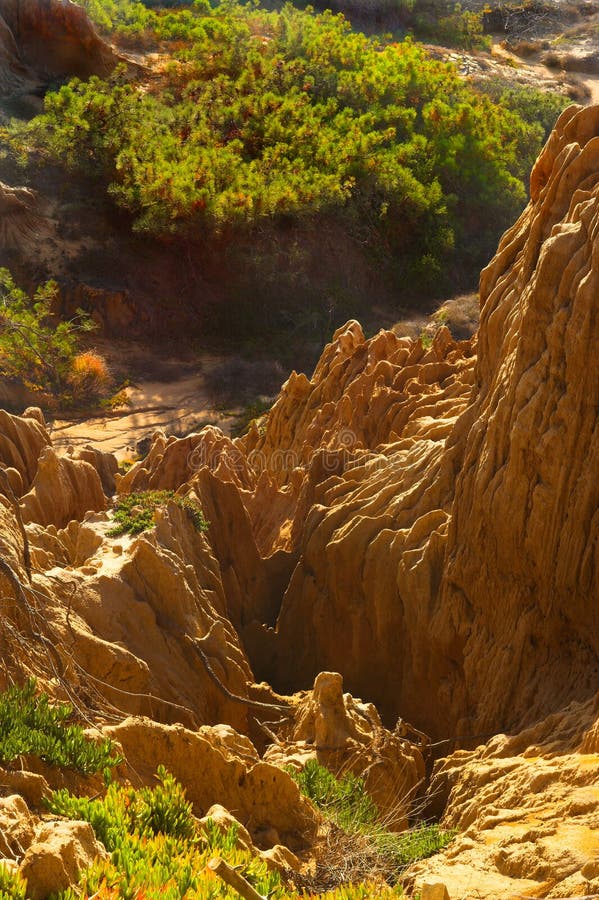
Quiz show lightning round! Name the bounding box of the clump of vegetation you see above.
[0,268,109,407]
[18,0,549,295]
[50,765,196,851]
[50,768,280,899]
[474,79,570,146]
[50,767,403,899]
[67,349,112,399]
[0,864,27,900]
[231,396,273,438]
[107,490,209,536]
[0,680,121,775]
[290,759,379,833]
[402,1,490,50]
[289,760,455,886]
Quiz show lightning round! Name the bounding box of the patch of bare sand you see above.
[491,40,599,103]
[50,368,235,460]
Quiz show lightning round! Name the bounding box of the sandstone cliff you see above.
[118,105,599,743]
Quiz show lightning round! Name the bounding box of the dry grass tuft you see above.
[68,350,112,401]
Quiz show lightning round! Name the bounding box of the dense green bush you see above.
[21,0,544,291]
[290,758,379,832]
[476,78,569,141]
[0,680,121,774]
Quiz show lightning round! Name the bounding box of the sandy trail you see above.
[51,370,236,459]
[491,40,599,104]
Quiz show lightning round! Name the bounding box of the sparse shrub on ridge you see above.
[67,350,112,402]
[289,760,455,887]
[0,268,110,407]
[107,490,209,536]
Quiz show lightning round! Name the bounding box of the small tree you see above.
[0,268,98,400]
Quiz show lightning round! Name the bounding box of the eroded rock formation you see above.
[0,101,598,898]
[409,692,599,898]
[118,105,599,743]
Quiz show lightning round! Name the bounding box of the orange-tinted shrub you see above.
[68,350,111,402]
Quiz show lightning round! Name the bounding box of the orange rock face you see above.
[119,104,599,743]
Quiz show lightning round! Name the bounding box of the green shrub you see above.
[107,490,209,537]
[290,760,455,881]
[0,269,99,402]
[374,823,456,869]
[0,680,121,775]
[49,772,283,899]
[50,768,405,898]
[20,0,544,291]
[50,766,194,850]
[290,758,378,833]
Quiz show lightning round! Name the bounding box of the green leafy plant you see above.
[290,759,378,833]
[50,773,281,899]
[374,823,455,870]
[0,269,101,403]
[289,760,455,883]
[50,769,404,899]
[20,0,545,294]
[0,864,27,900]
[107,491,209,537]
[0,680,121,775]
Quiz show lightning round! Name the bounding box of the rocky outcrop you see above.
[0,183,46,251]
[20,446,107,527]
[20,819,108,900]
[410,693,599,899]
[0,408,50,492]
[0,0,116,96]
[122,324,476,725]
[104,716,319,851]
[435,103,599,736]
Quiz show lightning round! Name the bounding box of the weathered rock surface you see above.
[122,324,477,726]
[437,103,599,736]
[104,716,319,850]
[0,0,116,97]
[410,693,599,898]
[0,408,50,492]
[20,819,108,900]
[20,446,107,527]
[0,182,47,251]
[0,794,35,858]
